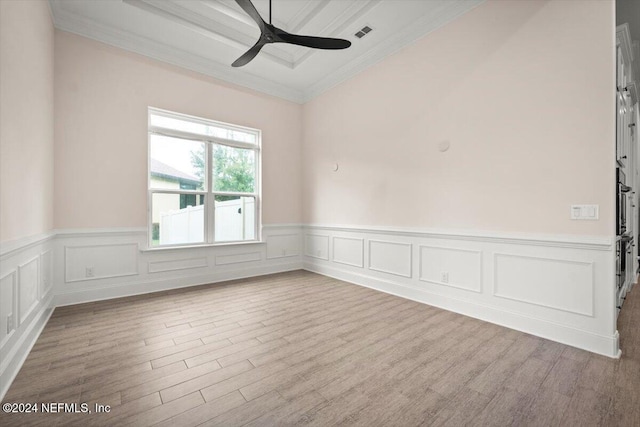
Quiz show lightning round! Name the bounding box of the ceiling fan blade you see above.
[232,40,266,67]
[234,0,266,32]
[278,33,351,50]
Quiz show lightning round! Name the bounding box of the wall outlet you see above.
[282,249,286,256]
[6,314,13,334]
[317,249,322,257]
[441,272,449,283]
[85,267,95,278]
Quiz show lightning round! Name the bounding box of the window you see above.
[148,108,260,247]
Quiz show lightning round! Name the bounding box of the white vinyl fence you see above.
[159,198,255,245]
[159,205,204,245]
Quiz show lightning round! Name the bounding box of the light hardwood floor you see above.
[1,270,639,426]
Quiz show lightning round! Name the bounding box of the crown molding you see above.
[123,0,295,67]
[49,0,485,104]
[302,0,485,102]
[50,0,305,103]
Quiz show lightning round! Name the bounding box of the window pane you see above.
[212,145,255,193]
[150,134,205,190]
[151,193,205,246]
[215,196,255,242]
[150,113,256,143]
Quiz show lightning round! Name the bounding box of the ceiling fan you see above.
[232,0,351,67]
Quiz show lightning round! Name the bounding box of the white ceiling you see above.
[49,0,484,103]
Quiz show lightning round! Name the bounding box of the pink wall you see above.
[302,0,616,236]
[0,0,55,242]
[54,32,302,229]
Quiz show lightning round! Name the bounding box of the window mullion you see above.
[207,142,215,244]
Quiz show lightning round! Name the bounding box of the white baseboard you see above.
[54,261,302,307]
[305,262,620,358]
[0,297,54,401]
[302,224,619,358]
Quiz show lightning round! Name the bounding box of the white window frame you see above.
[147,107,261,249]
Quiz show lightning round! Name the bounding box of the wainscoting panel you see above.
[0,272,16,348]
[266,233,300,259]
[305,234,330,260]
[65,243,139,283]
[148,257,208,273]
[332,237,364,268]
[40,250,53,297]
[0,233,54,401]
[18,257,39,324]
[303,224,617,358]
[419,245,482,293]
[368,240,412,278]
[493,253,594,317]
[54,226,303,307]
[215,252,262,266]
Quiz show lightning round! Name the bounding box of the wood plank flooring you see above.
[1,270,639,426]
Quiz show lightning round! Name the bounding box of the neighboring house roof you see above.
[150,158,200,184]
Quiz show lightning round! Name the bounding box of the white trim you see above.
[53,260,302,307]
[304,234,330,260]
[332,236,364,268]
[50,3,305,103]
[64,243,140,283]
[304,262,620,358]
[0,298,54,401]
[0,271,18,350]
[140,240,266,253]
[48,0,485,104]
[368,239,413,278]
[18,256,40,325]
[492,253,595,317]
[147,107,261,249]
[418,245,483,293]
[301,0,486,102]
[40,250,54,297]
[304,224,613,250]
[301,224,618,358]
[148,257,208,273]
[265,233,301,260]
[0,231,55,258]
[215,251,262,266]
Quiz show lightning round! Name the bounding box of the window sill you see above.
[140,240,266,253]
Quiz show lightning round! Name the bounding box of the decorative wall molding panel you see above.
[65,243,139,283]
[40,250,53,297]
[18,257,40,325]
[368,240,412,278]
[419,245,482,293]
[215,251,262,266]
[305,234,330,260]
[302,224,618,358]
[148,257,208,273]
[54,225,303,307]
[266,233,301,259]
[493,253,594,317]
[332,236,364,268]
[0,272,17,349]
[0,232,54,401]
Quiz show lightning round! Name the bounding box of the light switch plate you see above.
[571,205,599,220]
